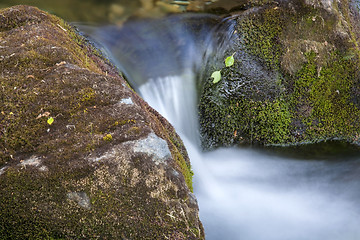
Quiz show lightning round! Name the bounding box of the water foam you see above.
[87,14,360,240]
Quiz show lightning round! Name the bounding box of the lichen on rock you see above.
[0,5,203,239]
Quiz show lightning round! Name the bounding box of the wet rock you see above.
[199,0,360,148]
[0,5,203,239]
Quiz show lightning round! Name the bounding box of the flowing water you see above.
[87,15,360,240]
[2,1,360,238]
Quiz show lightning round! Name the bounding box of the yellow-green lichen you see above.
[173,149,194,192]
[114,119,137,126]
[102,134,113,142]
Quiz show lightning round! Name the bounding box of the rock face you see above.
[0,5,203,239]
[199,0,360,149]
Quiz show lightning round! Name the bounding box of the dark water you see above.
[89,13,235,91]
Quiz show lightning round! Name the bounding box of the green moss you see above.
[159,130,194,192]
[0,74,102,165]
[0,168,66,239]
[248,0,274,5]
[0,163,196,239]
[291,50,360,142]
[200,1,360,148]
[0,166,179,239]
[173,150,194,192]
[126,126,141,135]
[201,49,359,147]
[339,0,360,59]
[79,88,95,102]
[200,89,292,148]
[251,99,292,144]
[0,77,47,165]
[166,131,194,192]
[47,16,104,74]
[239,6,284,69]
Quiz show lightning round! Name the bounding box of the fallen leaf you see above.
[211,70,221,84]
[225,55,234,67]
[47,117,54,125]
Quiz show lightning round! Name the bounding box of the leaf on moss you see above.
[211,70,221,84]
[47,117,54,125]
[225,55,235,67]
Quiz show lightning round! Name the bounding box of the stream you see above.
[2,1,360,239]
[87,14,360,240]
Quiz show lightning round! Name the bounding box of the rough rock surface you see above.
[0,5,203,239]
[199,0,360,149]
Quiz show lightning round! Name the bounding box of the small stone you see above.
[131,132,171,165]
[0,167,7,176]
[39,165,48,172]
[120,97,134,105]
[67,192,91,210]
[19,156,42,168]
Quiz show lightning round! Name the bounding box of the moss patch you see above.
[290,50,360,142]
[0,5,202,239]
[200,80,291,147]
[239,5,284,69]
[199,0,360,148]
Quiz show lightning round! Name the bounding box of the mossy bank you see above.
[199,0,360,149]
[0,5,203,239]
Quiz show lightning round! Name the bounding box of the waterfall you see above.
[86,14,360,240]
[139,72,199,144]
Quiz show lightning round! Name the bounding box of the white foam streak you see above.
[197,148,360,240]
[138,73,360,240]
[139,71,200,144]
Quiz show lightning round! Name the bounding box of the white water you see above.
[138,70,360,240]
[87,15,360,239]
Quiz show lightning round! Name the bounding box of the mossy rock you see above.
[0,5,203,239]
[199,0,360,149]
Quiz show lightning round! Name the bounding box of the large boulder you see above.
[199,0,360,149]
[0,5,203,239]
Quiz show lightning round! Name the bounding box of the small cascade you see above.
[90,13,235,143]
[87,13,360,240]
[139,72,199,143]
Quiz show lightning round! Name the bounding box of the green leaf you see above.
[225,55,235,67]
[211,70,221,83]
[47,117,54,125]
